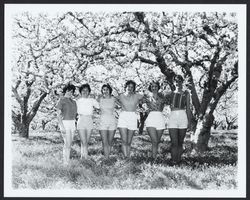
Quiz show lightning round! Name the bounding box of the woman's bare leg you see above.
[147,127,158,159]
[156,129,164,154]
[119,128,128,157]
[177,128,187,162]
[108,130,116,155]
[100,130,109,157]
[169,128,179,163]
[62,130,73,164]
[79,129,88,159]
[127,129,135,157]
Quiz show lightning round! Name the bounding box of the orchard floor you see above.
[11,129,238,190]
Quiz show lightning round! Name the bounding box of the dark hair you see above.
[125,80,136,92]
[148,81,160,92]
[62,84,76,95]
[174,75,184,83]
[101,84,112,95]
[79,83,91,94]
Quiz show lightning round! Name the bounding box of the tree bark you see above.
[191,113,214,152]
[15,120,30,138]
[197,113,214,152]
[138,112,148,135]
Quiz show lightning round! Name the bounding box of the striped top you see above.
[169,91,187,109]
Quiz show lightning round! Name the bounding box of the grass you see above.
[12,129,238,190]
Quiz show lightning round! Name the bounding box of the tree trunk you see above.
[12,92,47,138]
[191,113,214,152]
[15,121,30,138]
[138,112,148,135]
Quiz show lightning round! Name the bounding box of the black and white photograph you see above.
[4,4,246,198]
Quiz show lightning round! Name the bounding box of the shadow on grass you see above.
[129,140,238,168]
[27,136,62,144]
[135,135,151,143]
[14,131,238,168]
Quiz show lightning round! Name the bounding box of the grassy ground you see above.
[12,129,238,190]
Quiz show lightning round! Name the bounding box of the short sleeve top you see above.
[76,97,100,115]
[56,97,77,120]
[100,97,116,116]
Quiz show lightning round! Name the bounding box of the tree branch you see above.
[137,55,157,66]
[199,34,217,47]
[210,73,238,114]
[27,92,48,122]
[67,12,96,37]
[12,86,23,108]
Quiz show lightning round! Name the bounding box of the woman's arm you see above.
[93,98,100,109]
[57,110,64,126]
[92,98,101,116]
[114,95,122,108]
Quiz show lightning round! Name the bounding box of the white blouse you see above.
[76,98,99,115]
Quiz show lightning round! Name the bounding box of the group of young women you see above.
[56,75,191,165]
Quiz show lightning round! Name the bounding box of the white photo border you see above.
[4,4,247,198]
